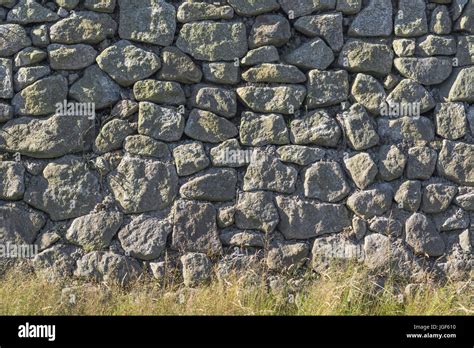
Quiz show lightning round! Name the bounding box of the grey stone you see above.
[344,152,378,189]
[378,145,407,181]
[180,168,237,202]
[48,44,97,70]
[336,0,362,14]
[377,117,435,144]
[243,152,297,194]
[437,140,474,185]
[217,206,235,228]
[278,0,336,18]
[369,217,402,237]
[158,47,202,84]
[35,244,84,280]
[239,111,289,146]
[14,65,50,91]
[30,24,49,47]
[435,103,467,140]
[249,14,291,48]
[405,213,445,256]
[422,183,457,214]
[0,161,24,200]
[118,0,176,46]
[133,80,185,106]
[124,135,171,160]
[453,0,473,33]
[138,102,185,142]
[235,191,279,233]
[220,229,265,248]
[284,38,334,70]
[12,75,68,116]
[96,40,161,87]
[189,85,237,118]
[348,0,393,37]
[455,36,474,66]
[172,200,222,254]
[351,73,386,114]
[394,0,428,37]
[430,5,452,34]
[385,79,436,115]
[290,110,341,147]
[236,85,306,115]
[177,21,248,61]
[177,2,233,22]
[184,109,238,143]
[111,100,138,120]
[416,35,456,56]
[342,104,380,151]
[395,180,422,212]
[338,40,393,76]
[0,24,31,57]
[352,216,367,240]
[0,103,13,122]
[406,146,437,180]
[50,11,117,44]
[66,211,123,250]
[346,185,394,218]
[364,234,412,270]
[7,0,58,24]
[84,0,116,13]
[242,63,306,83]
[448,66,474,103]
[173,142,210,176]
[210,139,248,168]
[108,156,178,214]
[228,0,280,16]
[0,58,13,98]
[454,189,474,211]
[13,47,47,68]
[394,58,453,85]
[24,157,102,221]
[276,145,325,166]
[241,45,279,66]
[94,119,133,154]
[311,234,363,270]
[0,201,45,245]
[306,69,349,108]
[202,62,240,85]
[181,252,212,287]
[393,38,416,57]
[118,214,172,260]
[276,196,351,239]
[294,13,343,51]
[303,161,351,202]
[433,206,470,231]
[266,241,309,271]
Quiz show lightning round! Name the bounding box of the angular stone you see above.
[177,2,234,23]
[276,145,325,166]
[12,75,68,116]
[241,45,279,66]
[416,35,456,56]
[395,180,422,212]
[437,140,474,185]
[30,24,49,47]
[290,110,341,147]
[118,0,176,46]
[0,115,93,158]
[0,201,45,244]
[0,24,31,57]
[235,191,279,233]
[394,0,428,37]
[455,36,474,66]
[228,0,280,16]
[344,152,378,189]
[180,168,237,202]
[210,139,248,168]
[84,0,116,13]
[385,79,436,115]
[351,73,386,114]
[202,62,240,85]
[94,119,133,154]
[266,241,309,271]
[276,196,351,239]
[237,85,306,115]
[181,252,212,287]
[394,58,452,85]
[110,100,138,120]
[242,63,306,83]
[405,213,445,256]
[454,0,473,33]
[14,65,50,92]
[172,200,222,254]
[217,207,235,229]
[348,0,393,37]
[97,40,161,87]
[306,69,349,108]
[433,206,470,232]
[50,11,117,44]
[294,13,343,51]
[0,162,24,200]
[243,152,298,194]
[240,112,289,146]
[342,104,379,151]
[158,47,202,84]
[338,40,393,76]
[133,80,185,106]
[435,103,467,140]
[173,142,209,176]
[190,85,237,118]
[24,157,102,221]
[13,47,47,68]
[7,0,58,24]
[346,185,393,218]
[278,0,336,18]
[377,117,435,144]
[69,65,121,109]
[118,213,172,261]
[138,102,184,142]
[177,21,248,61]
[284,38,334,70]
[0,58,13,98]
[406,146,437,180]
[430,5,452,34]
[378,145,407,181]
[422,183,457,214]
[184,109,238,143]
[303,161,351,202]
[393,38,416,57]
[108,156,178,214]
[66,211,123,250]
[448,66,474,103]
[48,44,97,70]
[123,135,170,160]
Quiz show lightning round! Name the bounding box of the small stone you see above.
[453,0,473,33]
[303,161,351,202]
[352,216,367,240]
[220,229,265,248]
[30,24,49,47]
[84,0,116,13]
[393,38,416,57]
[437,140,474,186]
[351,73,386,114]
[294,13,343,51]
[217,205,235,228]
[189,85,237,118]
[266,241,309,271]
[0,161,25,200]
[14,47,47,67]
[184,109,238,143]
[239,111,289,146]
[378,145,407,181]
[249,14,291,48]
[158,47,202,84]
[395,180,422,212]
[448,66,474,103]
[455,36,474,66]
[137,102,184,142]
[378,116,435,144]
[348,0,393,37]
[180,168,237,202]
[133,80,185,106]
[276,145,325,166]
[306,69,349,108]
[241,46,279,66]
[48,44,97,70]
[242,63,306,84]
[284,38,334,70]
[435,103,467,140]
[94,119,133,154]
[0,58,13,98]
[290,110,341,147]
[344,152,378,189]
[346,185,394,219]
[181,253,212,287]
[405,213,445,257]
[202,62,240,85]
[406,146,437,180]
[394,0,428,37]
[394,57,452,85]
[430,5,452,34]
[96,40,161,87]
[338,40,393,76]
[422,183,457,214]
[173,142,210,176]
[0,102,13,122]
[124,135,170,160]
[177,2,233,23]
[0,24,31,57]
[111,100,138,119]
[235,191,279,233]
[342,104,380,151]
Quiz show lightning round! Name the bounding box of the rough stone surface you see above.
[405,213,445,257]
[303,162,351,202]
[235,191,279,233]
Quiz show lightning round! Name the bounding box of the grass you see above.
[0,263,472,316]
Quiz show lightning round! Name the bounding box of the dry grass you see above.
[0,264,472,316]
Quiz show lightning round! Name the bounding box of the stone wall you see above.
[0,0,472,286]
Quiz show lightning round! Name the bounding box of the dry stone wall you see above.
[0,0,473,286]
